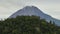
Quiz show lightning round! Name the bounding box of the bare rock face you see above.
[9,6,60,26]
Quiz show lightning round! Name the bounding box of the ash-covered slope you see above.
[9,6,60,26]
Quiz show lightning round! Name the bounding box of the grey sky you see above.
[0,0,60,19]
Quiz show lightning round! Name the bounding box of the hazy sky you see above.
[0,0,60,19]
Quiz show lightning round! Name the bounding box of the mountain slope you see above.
[9,6,60,26]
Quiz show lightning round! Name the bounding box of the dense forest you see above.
[0,16,60,34]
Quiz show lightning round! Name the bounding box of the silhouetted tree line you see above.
[0,16,60,34]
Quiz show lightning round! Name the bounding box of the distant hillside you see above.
[0,16,60,34]
[9,6,60,26]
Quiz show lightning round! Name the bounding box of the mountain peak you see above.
[9,6,44,18]
[22,6,43,13]
[23,6,38,9]
[24,6,38,8]
[9,6,51,21]
[9,6,60,26]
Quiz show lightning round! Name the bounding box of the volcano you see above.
[9,6,60,26]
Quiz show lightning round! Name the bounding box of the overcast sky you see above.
[0,0,60,19]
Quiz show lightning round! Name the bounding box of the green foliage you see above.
[0,16,60,34]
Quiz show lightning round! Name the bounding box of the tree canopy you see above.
[0,16,60,34]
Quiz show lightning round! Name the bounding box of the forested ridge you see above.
[0,16,60,34]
